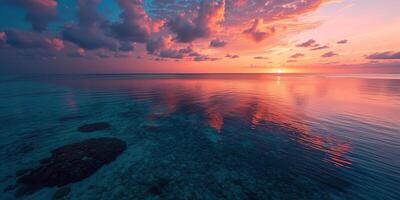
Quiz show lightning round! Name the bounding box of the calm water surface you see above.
[0,74,399,199]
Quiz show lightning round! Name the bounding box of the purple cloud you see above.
[337,39,348,44]
[167,0,225,43]
[225,54,239,59]
[111,0,151,43]
[194,55,219,61]
[321,51,338,58]
[366,51,400,59]
[243,19,277,42]
[4,29,64,50]
[158,49,184,59]
[62,0,119,51]
[253,56,268,59]
[310,45,329,51]
[5,0,57,32]
[296,39,319,48]
[290,53,304,58]
[210,39,227,48]
[146,35,172,54]
[68,48,86,58]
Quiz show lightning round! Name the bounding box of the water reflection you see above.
[49,74,400,171]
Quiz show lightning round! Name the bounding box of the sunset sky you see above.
[0,0,399,74]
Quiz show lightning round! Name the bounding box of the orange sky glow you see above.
[0,0,399,73]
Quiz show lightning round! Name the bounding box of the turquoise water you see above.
[0,74,399,199]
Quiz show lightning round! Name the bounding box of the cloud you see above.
[310,45,329,51]
[62,0,119,51]
[4,0,58,32]
[118,42,135,52]
[68,48,86,58]
[366,51,400,60]
[111,0,151,43]
[97,50,111,58]
[4,29,64,50]
[243,19,277,42]
[0,0,335,66]
[210,39,227,48]
[146,35,173,54]
[253,56,268,59]
[296,39,319,48]
[225,54,239,59]
[321,51,338,58]
[287,59,297,63]
[0,32,7,47]
[337,39,348,44]
[290,53,304,58]
[158,49,184,59]
[167,0,225,42]
[150,45,210,61]
[297,39,330,51]
[114,51,133,58]
[226,0,330,25]
[194,55,219,61]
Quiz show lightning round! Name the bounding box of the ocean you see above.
[0,74,399,199]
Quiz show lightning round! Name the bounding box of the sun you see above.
[276,68,283,74]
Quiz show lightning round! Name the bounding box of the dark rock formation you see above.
[77,122,110,132]
[16,138,126,191]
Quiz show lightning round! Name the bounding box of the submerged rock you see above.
[77,122,110,132]
[16,138,126,191]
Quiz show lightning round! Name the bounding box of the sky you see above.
[0,0,399,74]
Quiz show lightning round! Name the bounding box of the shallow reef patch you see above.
[15,137,126,196]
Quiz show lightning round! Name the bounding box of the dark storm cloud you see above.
[4,0,58,32]
[366,51,400,60]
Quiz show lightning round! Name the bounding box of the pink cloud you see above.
[290,53,305,58]
[168,0,225,42]
[243,19,277,42]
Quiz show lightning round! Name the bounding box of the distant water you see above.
[0,74,399,200]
